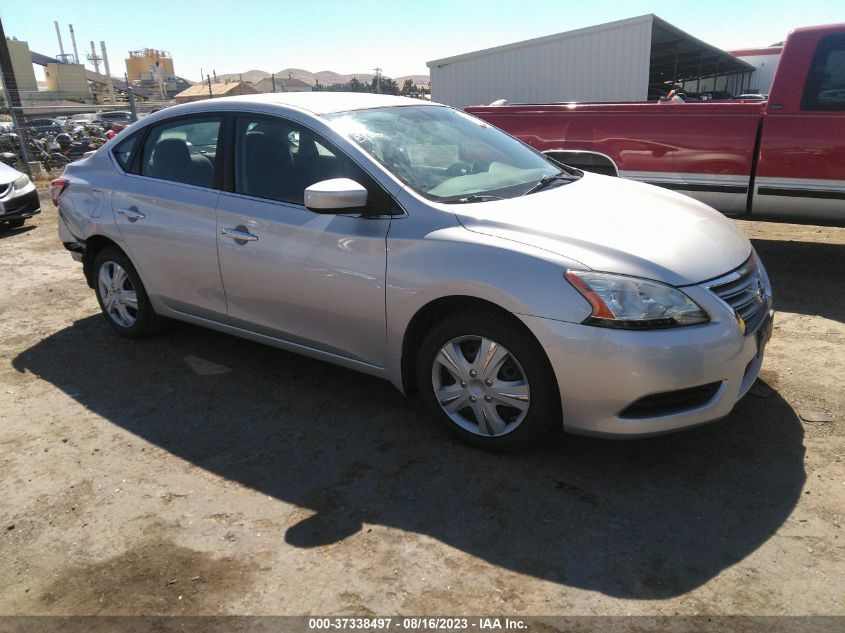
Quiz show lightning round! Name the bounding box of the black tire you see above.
[92,247,163,338]
[416,309,561,451]
[4,219,25,229]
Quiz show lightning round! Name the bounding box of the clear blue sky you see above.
[2,0,842,82]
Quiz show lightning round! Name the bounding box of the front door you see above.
[215,114,393,366]
[755,32,845,219]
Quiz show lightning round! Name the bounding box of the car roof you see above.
[174,92,439,116]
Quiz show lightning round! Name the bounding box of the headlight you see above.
[566,270,709,329]
[13,174,30,190]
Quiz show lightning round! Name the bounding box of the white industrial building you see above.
[727,46,783,94]
[427,14,755,108]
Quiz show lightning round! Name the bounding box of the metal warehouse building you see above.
[427,14,754,108]
[727,46,783,94]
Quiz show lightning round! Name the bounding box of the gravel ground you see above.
[0,191,842,618]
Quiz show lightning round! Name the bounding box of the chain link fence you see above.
[1,99,174,181]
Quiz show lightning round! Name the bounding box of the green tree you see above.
[370,75,399,95]
[401,79,416,95]
[348,77,366,92]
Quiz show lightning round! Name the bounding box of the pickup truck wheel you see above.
[416,311,560,451]
[93,247,162,338]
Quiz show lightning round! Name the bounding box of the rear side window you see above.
[140,116,222,188]
[112,132,140,171]
[802,34,845,111]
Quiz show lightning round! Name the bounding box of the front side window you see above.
[140,116,221,188]
[802,34,845,111]
[327,106,574,202]
[233,115,392,213]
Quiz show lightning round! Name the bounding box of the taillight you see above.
[50,178,69,207]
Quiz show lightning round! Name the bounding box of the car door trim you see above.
[161,306,388,375]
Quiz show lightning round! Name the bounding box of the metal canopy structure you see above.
[427,14,758,108]
[649,15,755,95]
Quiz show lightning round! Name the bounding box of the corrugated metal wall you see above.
[429,18,653,108]
[734,54,782,94]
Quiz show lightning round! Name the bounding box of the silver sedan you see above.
[54,93,773,450]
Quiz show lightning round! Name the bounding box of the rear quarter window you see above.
[112,132,141,172]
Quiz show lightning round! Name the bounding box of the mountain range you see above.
[215,68,430,87]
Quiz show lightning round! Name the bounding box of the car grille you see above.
[705,255,767,334]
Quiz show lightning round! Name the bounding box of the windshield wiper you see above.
[521,172,577,196]
[446,194,506,204]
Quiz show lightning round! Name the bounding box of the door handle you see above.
[118,208,145,221]
[221,227,258,242]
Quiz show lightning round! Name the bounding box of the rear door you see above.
[755,32,845,219]
[110,114,228,321]
[215,113,393,367]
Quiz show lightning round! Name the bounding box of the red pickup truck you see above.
[466,23,845,221]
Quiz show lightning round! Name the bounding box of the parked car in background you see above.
[54,93,773,450]
[687,90,735,101]
[93,111,135,127]
[25,118,66,135]
[467,22,845,221]
[71,113,98,126]
[0,162,40,228]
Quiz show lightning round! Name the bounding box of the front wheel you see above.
[93,247,162,338]
[416,311,561,451]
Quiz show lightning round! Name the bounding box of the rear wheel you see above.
[93,247,162,338]
[416,310,560,451]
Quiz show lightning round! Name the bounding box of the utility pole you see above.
[125,73,137,122]
[207,74,212,99]
[271,73,276,93]
[0,17,31,176]
[373,67,382,94]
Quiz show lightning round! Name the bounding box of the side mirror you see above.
[304,178,368,212]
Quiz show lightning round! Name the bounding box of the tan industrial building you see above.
[44,62,89,98]
[174,80,258,103]
[125,48,175,82]
[3,38,38,92]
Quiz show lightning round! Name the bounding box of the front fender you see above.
[384,210,592,390]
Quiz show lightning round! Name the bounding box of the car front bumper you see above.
[520,304,774,438]
[0,186,41,222]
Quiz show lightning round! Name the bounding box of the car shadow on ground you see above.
[751,237,845,323]
[0,224,36,239]
[14,313,805,600]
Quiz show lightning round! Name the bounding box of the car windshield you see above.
[327,105,576,202]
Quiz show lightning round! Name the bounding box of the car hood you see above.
[450,172,751,286]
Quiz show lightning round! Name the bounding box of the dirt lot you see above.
[0,191,843,618]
